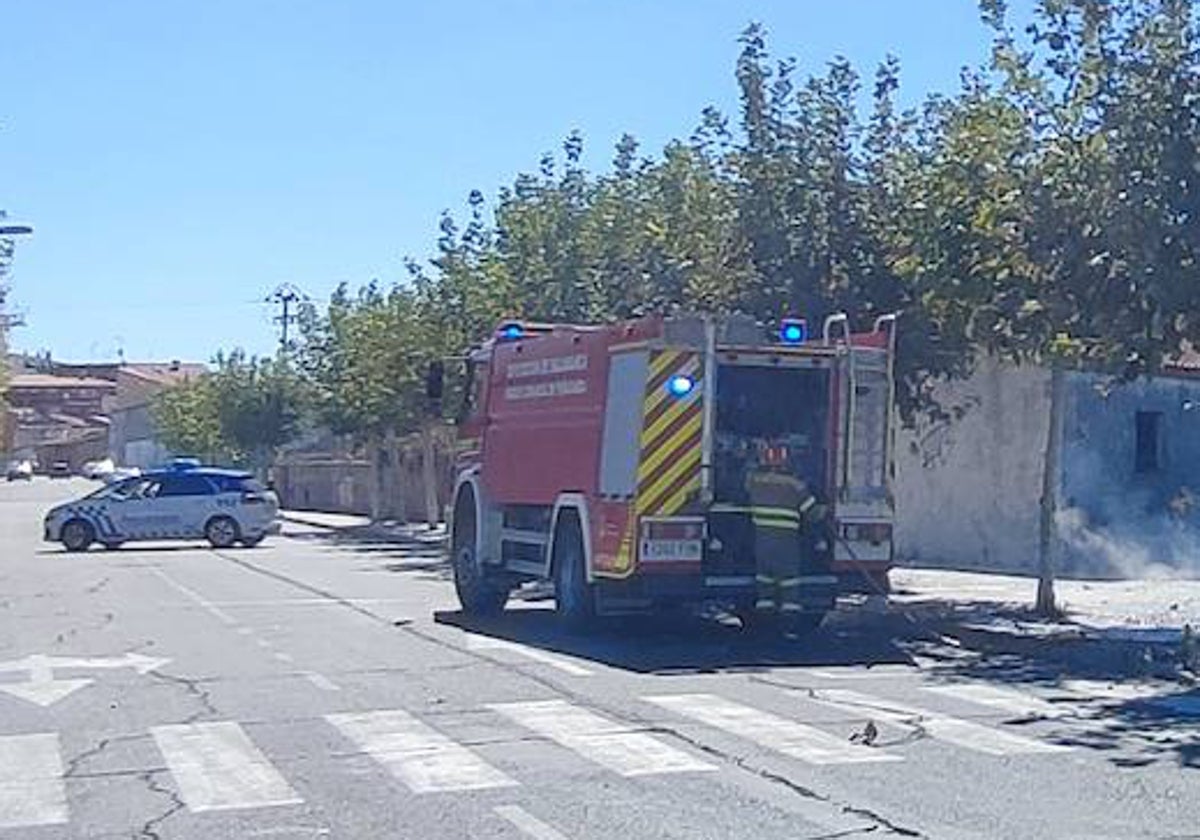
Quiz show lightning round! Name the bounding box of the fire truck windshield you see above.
[713,364,831,504]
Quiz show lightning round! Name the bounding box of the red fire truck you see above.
[447,312,897,629]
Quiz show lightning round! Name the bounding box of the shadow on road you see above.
[433,606,917,675]
[285,523,1200,769]
[897,596,1200,771]
[287,524,451,581]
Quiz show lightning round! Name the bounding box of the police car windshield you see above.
[85,479,145,501]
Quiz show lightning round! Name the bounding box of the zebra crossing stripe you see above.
[494,805,571,840]
[464,633,593,676]
[151,722,303,811]
[922,683,1066,718]
[327,709,516,793]
[644,694,903,765]
[811,688,1071,756]
[490,699,716,776]
[0,733,67,828]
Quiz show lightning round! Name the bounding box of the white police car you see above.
[44,465,280,552]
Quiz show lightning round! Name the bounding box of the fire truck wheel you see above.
[451,493,507,616]
[553,513,594,627]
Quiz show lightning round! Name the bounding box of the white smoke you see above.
[1054,505,1200,580]
[1055,435,1200,580]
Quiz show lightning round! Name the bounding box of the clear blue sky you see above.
[1,1,1025,363]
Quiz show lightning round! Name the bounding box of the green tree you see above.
[886,0,1200,612]
[151,352,306,470]
[210,350,306,471]
[151,377,226,462]
[297,282,437,519]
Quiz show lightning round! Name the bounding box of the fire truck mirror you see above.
[425,360,445,403]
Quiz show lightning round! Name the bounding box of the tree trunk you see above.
[1036,362,1065,617]
[421,422,440,529]
[385,426,403,523]
[368,433,385,523]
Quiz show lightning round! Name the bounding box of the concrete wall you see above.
[895,357,1200,578]
[273,459,373,515]
[1058,371,1200,577]
[274,435,455,523]
[894,357,1051,574]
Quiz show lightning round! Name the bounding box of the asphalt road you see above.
[2,479,1198,839]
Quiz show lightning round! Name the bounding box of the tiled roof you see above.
[6,373,116,390]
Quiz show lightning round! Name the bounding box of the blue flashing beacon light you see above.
[779,318,808,345]
[667,374,696,398]
[498,322,524,341]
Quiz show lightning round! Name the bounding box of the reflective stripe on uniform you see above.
[779,578,803,588]
[750,506,802,522]
[755,574,775,585]
[754,599,777,610]
[780,603,804,613]
[752,518,801,531]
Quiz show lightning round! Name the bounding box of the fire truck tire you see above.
[552,513,594,627]
[451,490,507,616]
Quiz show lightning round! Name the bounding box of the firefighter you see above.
[745,444,820,617]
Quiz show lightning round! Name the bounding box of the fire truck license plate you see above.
[640,538,703,562]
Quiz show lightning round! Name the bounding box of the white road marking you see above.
[803,664,918,680]
[206,598,412,607]
[0,677,93,707]
[0,652,172,707]
[0,733,67,828]
[152,722,303,811]
[464,634,593,676]
[302,672,340,692]
[922,683,1065,718]
[1059,679,1163,702]
[644,693,902,765]
[810,689,1070,756]
[273,652,295,663]
[490,700,716,776]
[327,709,516,793]
[494,805,571,840]
[151,567,238,626]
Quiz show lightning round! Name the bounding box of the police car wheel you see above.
[102,541,123,551]
[205,516,240,549]
[241,536,264,548]
[61,520,95,553]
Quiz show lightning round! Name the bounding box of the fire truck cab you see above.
[448,312,897,630]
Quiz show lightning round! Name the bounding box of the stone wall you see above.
[893,357,1052,574]
[274,432,454,523]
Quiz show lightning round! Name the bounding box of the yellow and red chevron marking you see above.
[635,348,703,518]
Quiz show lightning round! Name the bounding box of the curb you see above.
[280,513,358,531]
[281,512,447,543]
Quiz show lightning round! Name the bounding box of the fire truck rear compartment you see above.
[706,363,833,580]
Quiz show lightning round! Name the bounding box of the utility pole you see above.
[0,221,34,458]
[266,284,308,353]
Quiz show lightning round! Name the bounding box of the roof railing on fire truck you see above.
[823,313,855,500]
[874,312,899,501]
